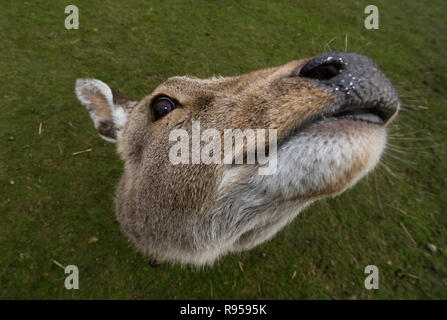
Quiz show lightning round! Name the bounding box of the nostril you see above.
[299,61,343,81]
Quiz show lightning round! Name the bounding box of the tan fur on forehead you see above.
[145,59,337,139]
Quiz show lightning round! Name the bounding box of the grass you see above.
[0,0,446,299]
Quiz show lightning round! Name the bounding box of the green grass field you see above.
[1,0,446,299]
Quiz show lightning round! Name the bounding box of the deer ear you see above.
[75,78,136,143]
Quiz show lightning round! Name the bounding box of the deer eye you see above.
[151,97,176,121]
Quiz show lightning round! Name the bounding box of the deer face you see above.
[76,52,399,265]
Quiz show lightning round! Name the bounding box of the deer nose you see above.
[298,52,399,112]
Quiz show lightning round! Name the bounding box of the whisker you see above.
[388,136,429,141]
[378,161,402,181]
[400,104,428,110]
[387,142,443,151]
[388,127,428,135]
[385,147,409,155]
[384,152,416,165]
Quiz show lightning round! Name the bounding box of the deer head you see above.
[75,52,399,265]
